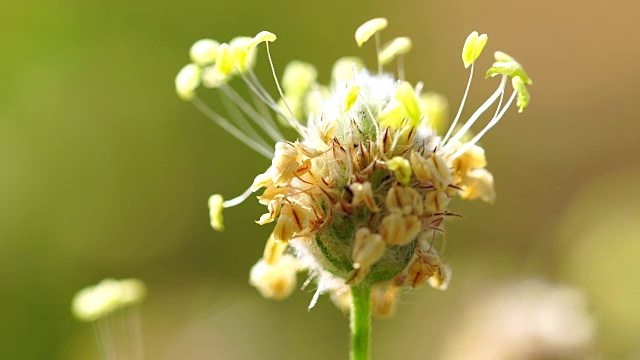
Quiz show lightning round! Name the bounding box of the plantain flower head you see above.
[176,19,532,312]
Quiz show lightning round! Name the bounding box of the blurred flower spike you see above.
[175,17,532,336]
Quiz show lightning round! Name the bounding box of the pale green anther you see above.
[421,92,448,133]
[331,57,365,82]
[215,43,234,76]
[355,18,388,47]
[378,37,413,65]
[201,66,227,88]
[230,36,254,72]
[494,51,533,85]
[378,102,404,129]
[175,63,201,101]
[304,85,329,115]
[342,84,360,112]
[386,157,412,185]
[282,61,318,97]
[71,278,148,322]
[485,61,519,78]
[189,39,220,66]
[118,278,147,306]
[462,31,488,68]
[512,76,530,113]
[277,96,301,127]
[208,194,225,231]
[395,81,421,127]
[245,31,277,51]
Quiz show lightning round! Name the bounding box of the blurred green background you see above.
[2,0,640,359]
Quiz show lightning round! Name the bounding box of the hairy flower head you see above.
[176,19,532,312]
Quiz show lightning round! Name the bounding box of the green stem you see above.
[350,285,371,360]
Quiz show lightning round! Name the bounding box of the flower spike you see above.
[176,19,533,360]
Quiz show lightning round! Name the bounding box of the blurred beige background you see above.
[2,0,639,359]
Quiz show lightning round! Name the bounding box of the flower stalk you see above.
[350,285,371,360]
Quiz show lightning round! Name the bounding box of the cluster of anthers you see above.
[176,18,532,316]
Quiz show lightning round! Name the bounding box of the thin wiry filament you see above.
[128,308,145,360]
[249,89,279,132]
[375,32,383,76]
[442,60,475,145]
[450,89,517,160]
[218,89,271,149]
[221,85,284,141]
[265,42,305,135]
[445,75,507,148]
[191,97,274,158]
[223,184,255,208]
[95,318,118,360]
[239,70,296,127]
[397,54,405,81]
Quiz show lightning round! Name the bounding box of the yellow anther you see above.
[462,31,488,68]
[230,36,255,72]
[378,37,413,65]
[189,39,220,66]
[282,61,318,96]
[118,278,147,306]
[378,102,404,129]
[494,51,533,85]
[421,92,449,133]
[342,84,360,112]
[175,63,201,101]
[71,278,147,322]
[201,66,226,88]
[386,157,412,185]
[331,57,365,82]
[395,81,421,126]
[245,31,277,51]
[355,18,388,47]
[208,194,225,231]
[215,43,234,76]
[485,61,519,79]
[512,76,531,113]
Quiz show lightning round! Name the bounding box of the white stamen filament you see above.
[445,75,507,147]
[221,85,284,141]
[250,90,277,130]
[376,32,383,76]
[238,70,295,126]
[265,42,306,135]
[442,61,475,144]
[223,185,255,208]
[397,54,405,81]
[191,97,274,158]
[449,88,517,160]
[218,89,271,149]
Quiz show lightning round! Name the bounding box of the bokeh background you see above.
[2,0,640,359]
